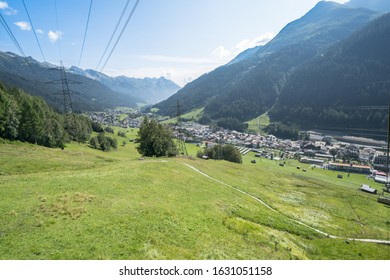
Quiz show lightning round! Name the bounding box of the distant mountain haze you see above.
[70,66,181,104]
[0,51,180,112]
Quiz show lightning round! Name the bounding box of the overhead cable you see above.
[95,0,132,70]
[21,0,46,61]
[100,0,141,72]
[0,13,25,56]
[78,0,93,67]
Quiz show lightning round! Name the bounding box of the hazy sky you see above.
[0,0,348,86]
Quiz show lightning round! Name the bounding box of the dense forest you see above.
[0,83,92,148]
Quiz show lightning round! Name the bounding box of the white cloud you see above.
[254,32,277,45]
[212,46,232,58]
[213,32,276,60]
[36,29,44,35]
[0,1,17,15]
[48,30,63,43]
[234,32,275,55]
[0,1,8,9]
[14,21,31,31]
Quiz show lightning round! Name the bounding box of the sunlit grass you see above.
[161,107,204,124]
[0,138,389,260]
[246,112,270,133]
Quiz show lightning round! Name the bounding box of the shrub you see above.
[197,144,242,164]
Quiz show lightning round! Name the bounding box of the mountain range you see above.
[69,67,180,104]
[0,51,180,112]
[156,0,390,133]
[1,0,389,135]
[153,2,380,124]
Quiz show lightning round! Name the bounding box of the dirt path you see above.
[181,162,390,245]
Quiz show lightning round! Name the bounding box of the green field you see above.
[0,133,389,260]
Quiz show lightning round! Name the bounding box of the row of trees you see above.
[0,84,92,148]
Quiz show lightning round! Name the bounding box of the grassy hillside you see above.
[161,107,205,124]
[246,112,270,133]
[0,134,389,260]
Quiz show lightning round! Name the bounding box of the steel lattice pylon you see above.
[46,61,81,115]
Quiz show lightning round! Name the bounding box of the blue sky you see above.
[0,0,348,86]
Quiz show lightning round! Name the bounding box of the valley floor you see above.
[0,134,389,260]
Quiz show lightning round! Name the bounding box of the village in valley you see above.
[88,108,390,201]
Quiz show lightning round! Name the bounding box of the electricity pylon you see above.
[46,61,82,139]
[46,61,81,115]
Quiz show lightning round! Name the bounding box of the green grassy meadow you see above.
[246,112,270,133]
[161,108,204,124]
[0,132,389,260]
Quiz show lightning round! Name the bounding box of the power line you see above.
[95,0,131,70]
[0,10,48,87]
[82,0,139,98]
[346,106,388,110]
[78,0,93,67]
[21,0,46,61]
[318,126,387,133]
[0,13,25,56]
[342,80,390,89]
[54,0,62,60]
[100,0,141,72]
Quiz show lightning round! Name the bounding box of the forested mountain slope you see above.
[0,51,140,112]
[154,2,379,124]
[270,12,390,132]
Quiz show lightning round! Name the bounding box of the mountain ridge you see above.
[70,66,181,105]
[0,51,180,111]
[269,11,390,133]
[153,1,379,125]
[0,51,144,111]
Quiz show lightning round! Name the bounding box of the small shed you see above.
[360,184,377,195]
